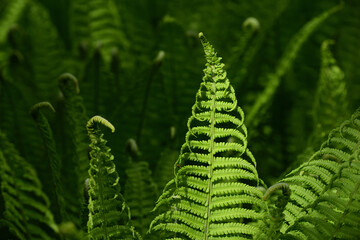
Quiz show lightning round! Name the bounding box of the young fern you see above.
[278,108,360,239]
[86,116,140,240]
[0,131,58,239]
[30,101,66,222]
[58,73,89,227]
[149,33,265,240]
[311,39,348,146]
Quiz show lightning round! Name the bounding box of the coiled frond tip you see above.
[87,116,115,133]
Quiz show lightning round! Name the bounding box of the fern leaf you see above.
[88,0,128,62]
[58,73,89,226]
[0,131,58,239]
[30,101,66,222]
[149,33,264,239]
[0,0,27,44]
[246,3,342,128]
[278,107,360,239]
[311,39,348,146]
[86,116,140,240]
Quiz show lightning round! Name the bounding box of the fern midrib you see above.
[97,153,109,239]
[204,70,216,240]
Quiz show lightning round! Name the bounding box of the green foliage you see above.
[278,108,360,239]
[86,116,140,239]
[0,1,359,239]
[30,102,66,222]
[0,131,58,239]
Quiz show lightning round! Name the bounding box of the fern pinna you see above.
[149,33,265,239]
[86,116,140,240]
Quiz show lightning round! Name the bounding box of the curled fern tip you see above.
[87,115,115,133]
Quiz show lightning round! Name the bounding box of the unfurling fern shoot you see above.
[149,33,265,239]
[86,116,140,240]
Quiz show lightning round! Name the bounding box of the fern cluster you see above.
[0,1,359,239]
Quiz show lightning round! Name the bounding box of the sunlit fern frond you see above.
[278,107,360,239]
[149,33,265,240]
[86,116,141,240]
[0,130,58,240]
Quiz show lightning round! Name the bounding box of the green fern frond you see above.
[0,0,27,44]
[58,73,89,226]
[86,116,140,240]
[88,0,128,62]
[26,1,71,101]
[149,33,264,239]
[311,39,348,146]
[246,3,342,128]
[30,101,66,222]
[278,107,360,239]
[0,130,58,239]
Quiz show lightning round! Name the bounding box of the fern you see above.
[246,3,342,128]
[88,0,128,62]
[86,116,140,240]
[0,0,27,44]
[0,130,58,239]
[149,33,265,239]
[311,39,348,146]
[58,73,89,227]
[30,101,66,222]
[278,108,360,239]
